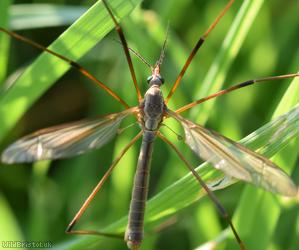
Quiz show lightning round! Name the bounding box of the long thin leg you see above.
[102,0,142,102]
[175,73,299,114]
[165,0,235,103]
[66,131,142,236]
[0,27,129,109]
[157,132,245,250]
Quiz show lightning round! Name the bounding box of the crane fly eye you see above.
[147,76,153,84]
[159,77,165,84]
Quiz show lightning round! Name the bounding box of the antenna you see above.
[156,22,170,67]
[113,38,152,69]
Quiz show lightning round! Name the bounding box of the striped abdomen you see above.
[125,131,156,249]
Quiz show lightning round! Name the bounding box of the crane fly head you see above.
[146,23,168,87]
[147,64,164,87]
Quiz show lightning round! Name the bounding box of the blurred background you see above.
[0,0,298,249]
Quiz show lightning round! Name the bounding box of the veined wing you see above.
[167,110,297,196]
[2,107,138,164]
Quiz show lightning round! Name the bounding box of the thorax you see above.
[140,85,165,131]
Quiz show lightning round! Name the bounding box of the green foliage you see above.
[0,1,298,250]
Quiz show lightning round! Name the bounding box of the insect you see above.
[1,0,298,249]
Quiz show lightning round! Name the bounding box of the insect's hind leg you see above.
[157,132,245,250]
[66,132,142,238]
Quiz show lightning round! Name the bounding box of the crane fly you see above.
[1,0,298,249]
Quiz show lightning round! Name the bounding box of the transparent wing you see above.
[2,108,138,163]
[167,110,297,196]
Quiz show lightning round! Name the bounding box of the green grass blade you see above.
[0,0,141,141]
[0,193,24,249]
